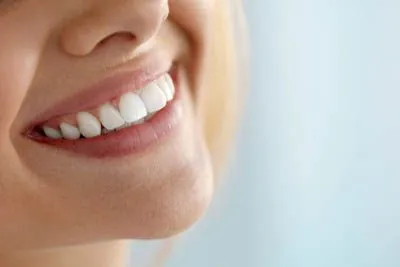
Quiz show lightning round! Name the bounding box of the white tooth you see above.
[60,123,81,140]
[157,77,173,101]
[99,104,125,130]
[43,126,62,139]
[164,74,175,97]
[140,82,167,113]
[133,118,145,125]
[77,112,101,138]
[119,92,147,123]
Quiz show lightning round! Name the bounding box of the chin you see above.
[123,156,214,240]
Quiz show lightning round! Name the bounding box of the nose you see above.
[60,0,169,56]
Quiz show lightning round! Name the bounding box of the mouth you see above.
[25,64,184,158]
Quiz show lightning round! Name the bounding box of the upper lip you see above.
[25,51,173,133]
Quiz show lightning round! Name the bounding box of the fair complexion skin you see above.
[0,0,215,266]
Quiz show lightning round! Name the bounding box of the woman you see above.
[0,0,241,266]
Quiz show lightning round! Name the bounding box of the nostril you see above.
[97,32,136,47]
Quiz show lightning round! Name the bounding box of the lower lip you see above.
[29,79,183,158]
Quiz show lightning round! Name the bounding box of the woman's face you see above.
[0,0,214,250]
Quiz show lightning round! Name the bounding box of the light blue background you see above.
[131,1,400,267]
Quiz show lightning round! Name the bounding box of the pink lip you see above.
[26,54,184,158]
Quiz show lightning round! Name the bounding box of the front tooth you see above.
[119,92,147,123]
[140,82,167,113]
[164,74,175,97]
[77,112,101,138]
[43,126,62,139]
[157,77,173,101]
[60,123,81,140]
[99,104,125,130]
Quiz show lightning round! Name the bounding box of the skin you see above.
[0,0,215,266]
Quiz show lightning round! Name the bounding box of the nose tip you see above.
[60,0,169,56]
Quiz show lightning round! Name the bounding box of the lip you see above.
[25,54,184,158]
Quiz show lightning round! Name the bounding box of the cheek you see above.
[169,0,213,47]
[0,43,37,134]
[0,16,44,138]
[0,1,60,138]
[169,0,214,100]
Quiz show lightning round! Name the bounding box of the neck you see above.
[0,241,129,267]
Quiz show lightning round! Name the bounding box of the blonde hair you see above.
[148,0,247,265]
[203,0,246,179]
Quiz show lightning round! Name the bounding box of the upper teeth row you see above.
[42,74,175,140]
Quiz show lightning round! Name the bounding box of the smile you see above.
[25,59,184,158]
[40,73,175,140]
